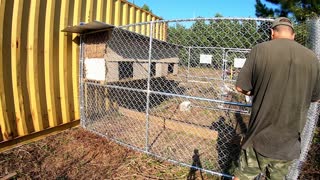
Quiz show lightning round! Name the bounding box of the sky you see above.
[129,0,277,20]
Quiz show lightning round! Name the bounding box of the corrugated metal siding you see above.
[0,0,163,143]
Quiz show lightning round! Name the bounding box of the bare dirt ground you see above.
[0,127,217,180]
[0,126,319,179]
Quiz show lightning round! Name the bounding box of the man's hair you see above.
[272,18,294,34]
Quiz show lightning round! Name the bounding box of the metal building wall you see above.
[0,0,162,149]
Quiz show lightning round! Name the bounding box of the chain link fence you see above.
[79,18,320,179]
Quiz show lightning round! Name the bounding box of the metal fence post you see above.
[222,48,226,80]
[310,18,320,59]
[187,47,191,82]
[314,16,320,72]
[145,21,154,152]
[79,35,86,127]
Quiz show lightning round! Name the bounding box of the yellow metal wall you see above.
[0,0,163,143]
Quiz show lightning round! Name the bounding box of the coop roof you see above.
[62,21,114,34]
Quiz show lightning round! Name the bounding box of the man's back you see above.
[237,38,320,160]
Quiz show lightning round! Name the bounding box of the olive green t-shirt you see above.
[236,38,320,160]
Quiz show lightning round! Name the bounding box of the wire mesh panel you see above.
[79,18,320,179]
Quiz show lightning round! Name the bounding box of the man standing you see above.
[234,17,320,179]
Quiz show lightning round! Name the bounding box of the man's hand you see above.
[236,86,252,96]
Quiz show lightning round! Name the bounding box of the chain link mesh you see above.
[79,18,320,179]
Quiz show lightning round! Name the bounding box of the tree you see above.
[255,0,274,17]
[167,16,272,67]
[214,13,223,18]
[141,4,152,13]
[255,0,320,22]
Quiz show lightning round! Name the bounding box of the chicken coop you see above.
[63,18,320,179]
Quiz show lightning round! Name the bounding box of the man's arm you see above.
[311,95,320,102]
[236,86,252,96]
[235,46,257,96]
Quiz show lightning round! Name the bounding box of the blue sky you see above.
[130,0,278,19]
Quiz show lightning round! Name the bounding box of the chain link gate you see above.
[79,18,320,179]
